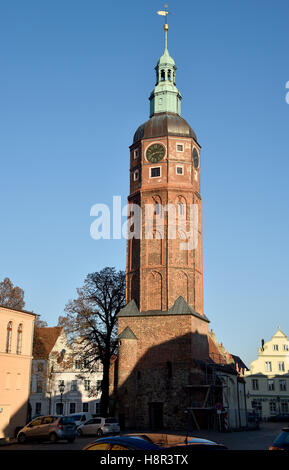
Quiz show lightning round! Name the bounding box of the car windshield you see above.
[60,417,76,425]
[105,418,118,424]
[69,415,81,420]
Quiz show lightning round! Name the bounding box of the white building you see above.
[29,326,103,417]
[244,327,289,419]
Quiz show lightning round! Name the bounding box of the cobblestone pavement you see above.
[0,422,285,451]
[184,422,285,450]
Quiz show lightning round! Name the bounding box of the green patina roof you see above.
[117,296,210,323]
[118,326,138,340]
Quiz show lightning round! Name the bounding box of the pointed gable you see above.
[117,299,140,317]
[118,326,138,340]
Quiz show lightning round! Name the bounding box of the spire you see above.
[149,6,182,117]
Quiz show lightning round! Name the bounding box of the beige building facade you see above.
[0,306,36,439]
[244,327,289,418]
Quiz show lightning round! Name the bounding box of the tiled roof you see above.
[33,326,63,359]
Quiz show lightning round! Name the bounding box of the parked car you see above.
[77,417,120,437]
[269,427,289,450]
[268,414,289,423]
[82,434,227,450]
[68,412,93,427]
[17,415,77,444]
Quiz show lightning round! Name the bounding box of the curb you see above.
[0,438,17,447]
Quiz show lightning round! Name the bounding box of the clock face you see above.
[193,148,199,169]
[146,143,165,163]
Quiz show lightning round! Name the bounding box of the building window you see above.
[37,362,44,373]
[70,403,76,414]
[280,380,287,391]
[265,362,272,372]
[268,379,275,391]
[273,344,279,351]
[96,380,102,391]
[252,379,259,391]
[161,69,165,81]
[6,321,12,353]
[283,344,289,351]
[56,403,64,415]
[84,380,91,391]
[177,202,185,216]
[150,167,161,178]
[95,402,101,416]
[83,403,89,412]
[16,323,23,354]
[75,360,82,369]
[133,149,139,160]
[269,401,277,413]
[176,166,184,175]
[133,169,139,181]
[279,362,285,372]
[176,143,184,152]
[281,402,288,413]
[36,381,43,393]
[35,403,42,415]
[71,380,78,392]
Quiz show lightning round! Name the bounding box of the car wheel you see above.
[49,432,58,443]
[18,433,27,444]
[96,429,103,437]
[67,438,75,443]
[77,428,83,437]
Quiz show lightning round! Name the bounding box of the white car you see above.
[77,417,120,437]
[68,412,93,427]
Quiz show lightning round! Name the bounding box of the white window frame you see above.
[176,143,184,152]
[133,148,139,160]
[273,344,279,351]
[280,379,287,391]
[150,167,161,178]
[265,361,272,372]
[278,361,285,372]
[268,379,275,391]
[133,169,139,181]
[284,344,289,351]
[176,165,184,175]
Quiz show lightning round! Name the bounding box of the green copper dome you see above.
[149,44,181,117]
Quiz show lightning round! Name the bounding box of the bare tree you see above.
[34,317,48,328]
[59,267,125,416]
[0,277,25,310]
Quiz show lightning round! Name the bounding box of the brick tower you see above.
[117,15,212,430]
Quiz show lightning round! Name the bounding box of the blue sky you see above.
[0,0,289,367]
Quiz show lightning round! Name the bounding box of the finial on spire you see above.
[157,4,169,50]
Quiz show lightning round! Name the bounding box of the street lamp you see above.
[58,382,65,415]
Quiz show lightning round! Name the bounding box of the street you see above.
[0,422,285,451]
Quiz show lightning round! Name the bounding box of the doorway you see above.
[148,402,163,431]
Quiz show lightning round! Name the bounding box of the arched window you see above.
[161,69,165,81]
[154,203,160,215]
[6,322,12,353]
[168,70,171,81]
[178,202,184,216]
[16,323,23,354]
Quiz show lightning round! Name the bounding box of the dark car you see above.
[269,428,289,450]
[82,434,227,451]
[268,414,289,423]
[17,415,77,444]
